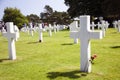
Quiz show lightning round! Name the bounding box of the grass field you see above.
[0,28,120,80]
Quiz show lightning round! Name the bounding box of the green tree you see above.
[64,0,120,19]
[40,5,72,25]
[65,0,104,18]
[26,14,40,25]
[2,7,28,28]
[44,5,53,14]
[50,11,72,25]
[102,0,120,19]
[40,5,53,23]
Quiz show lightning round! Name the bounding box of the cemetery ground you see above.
[0,28,120,80]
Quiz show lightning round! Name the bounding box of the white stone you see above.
[101,21,106,37]
[70,15,103,73]
[3,22,18,60]
[117,20,120,32]
[14,25,20,41]
[97,22,101,29]
[48,24,52,37]
[70,21,79,44]
[56,25,60,32]
[38,24,43,42]
[113,21,118,29]
[53,23,57,33]
[105,21,109,30]
[29,22,33,36]
[91,22,96,31]
[22,23,28,32]
[26,26,29,34]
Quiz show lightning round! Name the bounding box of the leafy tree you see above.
[44,5,53,14]
[26,14,40,25]
[40,5,53,23]
[65,0,104,18]
[50,11,72,25]
[2,7,28,28]
[64,0,120,20]
[40,5,72,25]
[102,0,120,19]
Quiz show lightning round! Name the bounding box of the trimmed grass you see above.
[0,28,120,80]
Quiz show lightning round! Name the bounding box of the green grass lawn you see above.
[0,28,120,80]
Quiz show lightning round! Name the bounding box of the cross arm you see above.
[3,32,17,39]
[89,31,103,39]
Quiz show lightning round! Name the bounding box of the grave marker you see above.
[97,22,101,29]
[14,25,20,41]
[38,24,43,42]
[29,22,33,36]
[105,21,109,30]
[70,21,79,44]
[53,23,57,33]
[101,21,106,37]
[48,24,52,37]
[113,21,118,29]
[70,15,103,73]
[91,22,96,31]
[3,22,19,60]
[117,20,120,32]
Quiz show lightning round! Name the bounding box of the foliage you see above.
[44,5,53,14]
[40,5,72,25]
[2,7,28,28]
[52,11,72,25]
[64,0,120,19]
[26,14,40,25]
[40,5,53,21]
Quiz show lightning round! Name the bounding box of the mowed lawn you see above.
[0,28,120,80]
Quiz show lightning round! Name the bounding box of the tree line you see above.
[2,5,72,29]
[2,0,120,28]
[64,0,120,21]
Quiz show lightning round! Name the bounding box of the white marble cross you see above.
[97,22,101,30]
[48,24,52,37]
[117,20,120,32]
[14,25,20,41]
[56,25,60,32]
[91,22,96,31]
[38,24,43,42]
[101,21,106,37]
[29,22,33,36]
[105,21,109,30]
[70,15,103,73]
[53,23,57,33]
[70,21,79,44]
[113,21,118,29]
[3,22,18,60]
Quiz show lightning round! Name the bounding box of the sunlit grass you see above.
[0,28,120,80]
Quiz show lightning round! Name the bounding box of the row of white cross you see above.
[69,19,109,44]
[1,15,103,73]
[113,20,120,32]
[20,23,66,37]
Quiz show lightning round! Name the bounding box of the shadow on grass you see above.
[0,58,9,62]
[27,41,40,44]
[110,46,120,48]
[61,43,74,45]
[47,70,87,79]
